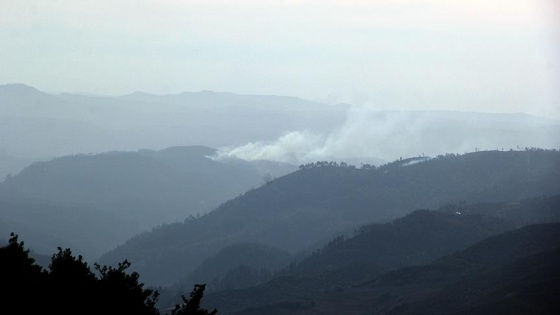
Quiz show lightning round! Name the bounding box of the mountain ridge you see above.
[0,145,297,260]
[99,149,560,286]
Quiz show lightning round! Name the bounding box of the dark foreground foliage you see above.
[0,233,216,315]
[171,284,217,315]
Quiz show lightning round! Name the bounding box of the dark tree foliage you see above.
[0,233,48,313]
[0,234,205,315]
[172,284,218,315]
[95,260,160,314]
[45,247,100,314]
[298,160,356,169]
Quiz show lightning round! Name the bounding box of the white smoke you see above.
[214,106,560,165]
[216,130,327,164]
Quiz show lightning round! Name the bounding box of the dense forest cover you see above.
[200,194,560,314]
[0,145,295,259]
[225,222,560,315]
[3,149,559,314]
[100,149,560,286]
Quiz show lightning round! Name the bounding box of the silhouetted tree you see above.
[95,260,160,315]
[171,284,217,315]
[49,247,103,313]
[0,233,162,314]
[0,233,47,313]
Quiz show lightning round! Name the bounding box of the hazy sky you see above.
[1,0,559,118]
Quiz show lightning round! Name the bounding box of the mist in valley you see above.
[1,1,560,314]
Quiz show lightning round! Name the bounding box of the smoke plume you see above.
[215,107,560,165]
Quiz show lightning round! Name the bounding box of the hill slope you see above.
[0,146,296,259]
[176,243,291,293]
[199,194,560,314]
[228,222,560,315]
[100,149,560,286]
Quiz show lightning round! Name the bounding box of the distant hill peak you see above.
[121,89,308,101]
[0,83,45,95]
[124,91,157,97]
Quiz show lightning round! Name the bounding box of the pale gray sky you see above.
[1,0,559,118]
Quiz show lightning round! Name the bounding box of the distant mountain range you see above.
[0,83,347,178]
[2,83,559,179]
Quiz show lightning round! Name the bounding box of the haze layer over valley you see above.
[1,1,559,313]
[2,89,559,314]
[0,83,345,179]
[2,84,559,179]
[1,83,559,260]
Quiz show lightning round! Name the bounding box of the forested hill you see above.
[99,149,560,286]
[0,145,296,259]
[2,146,222,205]
[198,194,560,314]
[224,222,560,315]
[0,145,295,221]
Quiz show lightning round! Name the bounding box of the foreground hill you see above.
[199,194,560,314]
[281,222,560,315]
[100,149,560,286]
[0,146,296,259]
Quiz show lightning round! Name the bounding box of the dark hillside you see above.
[200,194,560,313]
[201,210,510,314]
[0,146,296,259]
[0,146,293,218]
[99,149,560,286]
[381,222,560,315]
[229,222,560,315]
[156,243,292,308]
